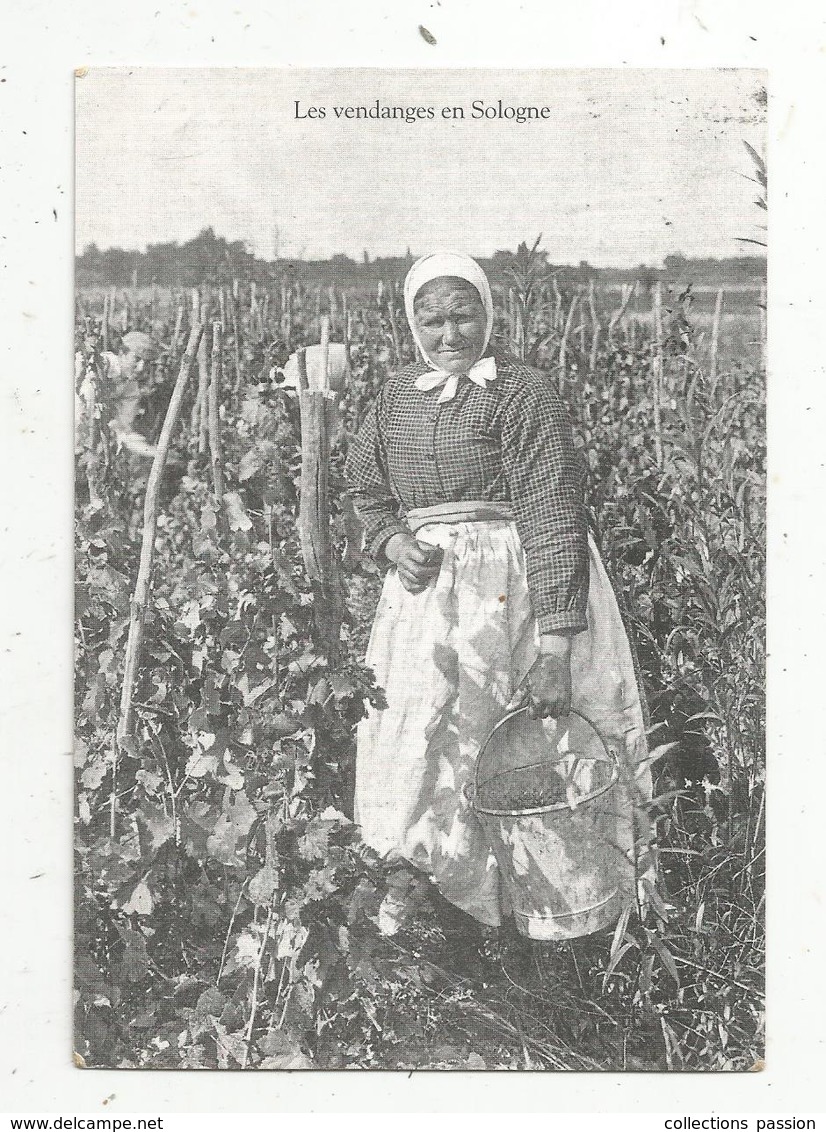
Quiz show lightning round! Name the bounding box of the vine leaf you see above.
[223,491,253,532]
[248,862,279,906]
[297,819,332,861]
[122,880,154,917]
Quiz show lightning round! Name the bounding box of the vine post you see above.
[607,283,634,349]
[208,320,225,501]
[342,292,351,358]
[170,299,184,359]
[552,276,563,333]
[511,288,526,361]
[296,338,342,663]
[281,284,292,345]
[559,292,578,392]
[587,279,600,376]
[197,301,210,454]
[189,289,201,435]
[83,355,104,511]
[102,290,110,354]
[709,287,724,384]
[628,282,638,352]
[228,283,242,393]
[319,314,330,386]
[651,281,664,469]
[113,323,204,836]
[386,290,403,368]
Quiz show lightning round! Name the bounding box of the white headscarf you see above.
[403,251,498,402]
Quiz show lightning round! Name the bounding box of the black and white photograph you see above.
[72,66,766,1073]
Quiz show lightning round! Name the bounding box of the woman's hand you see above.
[385,533,444,593]
[525,633,573,719]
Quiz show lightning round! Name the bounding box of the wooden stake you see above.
[296,346,309,393]
[552,277,563,333]
[281,287,292,345]
[298,390,332,584]
[189,290,201,436]
[297,324,342,660]
[208,321,225,500]
[319,315,330,392]
[608,283,634,349]
[114,324,204,830]
[589,324,601,376]
[759,281,767,372]
[651,282,664,469]
[170,301,184,359]
[342,293,350,357]
[709,287,724,383]
[559,293,578,388]
[197,302,210,454]
[298,387,340,660]
[296,344,307,393]
[84,360,103,509]
[102,291,109,354]
[386,295,402,367]
[228,288,242,393]
[514,293,525,361]
[587,280,600,375]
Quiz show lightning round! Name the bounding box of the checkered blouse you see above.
[344,349,589,634]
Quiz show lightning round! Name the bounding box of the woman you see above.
[344,252,651,936]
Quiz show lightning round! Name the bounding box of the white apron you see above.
[354,508,653,929]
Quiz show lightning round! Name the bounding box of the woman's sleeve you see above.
[501,376,590,634]
[343,388,409,563]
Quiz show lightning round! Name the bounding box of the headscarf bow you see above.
[403,251,497,403]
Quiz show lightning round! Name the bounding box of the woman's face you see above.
[413,277,488,374]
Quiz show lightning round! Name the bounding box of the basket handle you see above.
[475,703,618,795]
[482,702,613,755]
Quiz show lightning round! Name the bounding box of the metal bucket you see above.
[471,706,626,941]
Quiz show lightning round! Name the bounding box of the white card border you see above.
[1,0,823,1114]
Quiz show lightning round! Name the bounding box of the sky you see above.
[75,67,766,268]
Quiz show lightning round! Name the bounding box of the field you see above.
[74,252,765,1071]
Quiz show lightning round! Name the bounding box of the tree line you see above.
[76,227,766,291]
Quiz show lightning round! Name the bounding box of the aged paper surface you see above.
[72,65,765,1074]
[2,0,825,1115]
